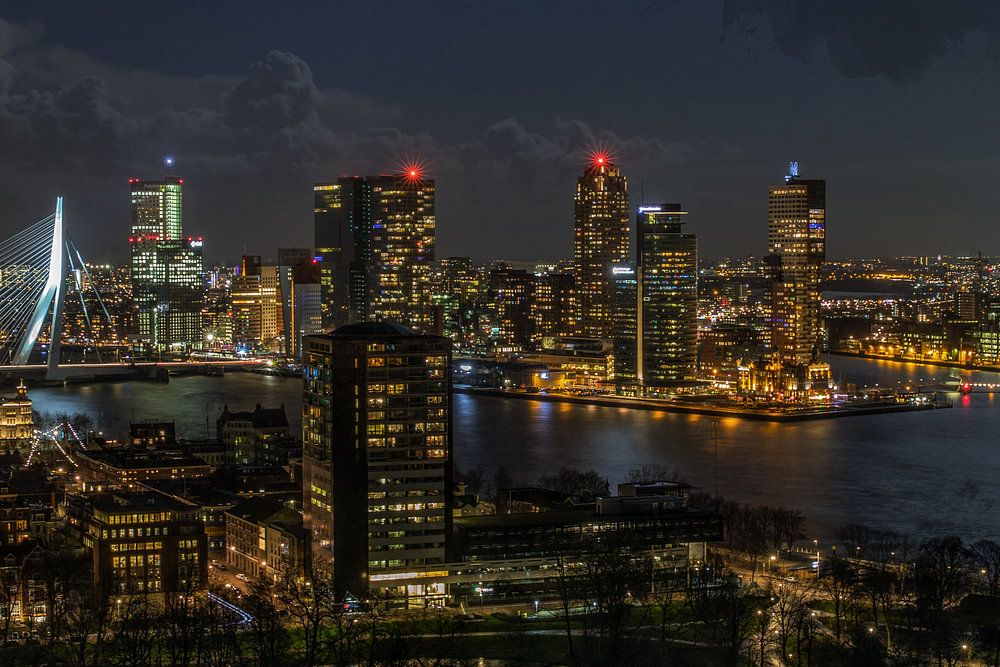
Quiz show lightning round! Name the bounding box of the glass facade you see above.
[636,205,698,383]
[129,176,204,350]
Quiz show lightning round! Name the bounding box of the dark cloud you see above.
[223,50,320,130]
[0,18,741,262]
[721,1,1000,83]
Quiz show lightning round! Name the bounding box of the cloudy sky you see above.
[1,1,999,264]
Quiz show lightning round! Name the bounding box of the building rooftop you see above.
[218,404,289,429]
[455,503,716,530]
[80,448,210,470]
[226,496,300,525]
[87,490,193,513]
[331,321,418,337]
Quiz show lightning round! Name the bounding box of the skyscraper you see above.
[314,177,370,328]
[314,171,436,332]
[635,204,698,383]
[129,174,204,351]
[278,249,323,358]
[302,323,452,602]
[231,256,283,351]
[768,163,826,366]
[573,154,629,339]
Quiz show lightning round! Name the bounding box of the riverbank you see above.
[829,349,999,374]
[453,387,946,422]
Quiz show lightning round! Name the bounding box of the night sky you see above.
[1,1,998,264]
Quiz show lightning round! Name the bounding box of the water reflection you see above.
[24,357,1000,541]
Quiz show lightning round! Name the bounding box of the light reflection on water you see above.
[28,356,1000,541]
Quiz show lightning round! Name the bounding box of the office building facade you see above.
[314,173,436,332]
[302,323,452,602]
[129,175,204,351]
[635,204,698,383]
[768,163,826,366]
[573,155,629,340]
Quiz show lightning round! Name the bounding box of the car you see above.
[236,573,250,582]
[215,563,227,571]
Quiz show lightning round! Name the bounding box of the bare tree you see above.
[623,464,683,483]
[970,539,1000,597]
[277,567,338,665]
[0,567,20,647]
[242,576,287,666]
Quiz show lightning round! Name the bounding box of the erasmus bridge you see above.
[0,197,257,382]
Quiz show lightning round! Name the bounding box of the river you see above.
[27,356,1000,542]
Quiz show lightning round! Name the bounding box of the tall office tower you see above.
[129,175,204,351]
[611,264,638,383]
[314,172,435,332]
[768,163,826,366]
[130,175,183,241]
[231,256,263,347]
[369,173,436,331]
[302,323,452,601]
[487,268,536,349]
[636,204,698,383]
[532,272,576,344]
[573,154,629,339]
[278,248,323,358]
[315,177,371,328]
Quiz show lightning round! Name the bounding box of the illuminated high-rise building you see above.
[314,170,435,332]
[315,177,370,328]
[278,249,324,358]
[302,323,452,602]
[531,272,576,344]
[487,267,535,349]
[635,204,698,383]
[231,256,283,351]
[611,265,638,383]
[129,174,204,351]
[768,163,826,366]
[573,154,629,339]
[130,175,183,241]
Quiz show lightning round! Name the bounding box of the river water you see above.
[28,357,1000,542]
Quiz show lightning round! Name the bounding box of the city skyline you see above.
[3,4,1000,262]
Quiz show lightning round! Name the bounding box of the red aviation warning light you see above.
[589,151,613,170]
[402,162,425,183]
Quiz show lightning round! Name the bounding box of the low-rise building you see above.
[77,491,208,596]
[217,404,290,465]
[77,448,213,488]
[129,420,177,448]
[0,382,33,451]
[225,496,309,582]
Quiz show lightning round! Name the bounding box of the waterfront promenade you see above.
[453,386,946,422]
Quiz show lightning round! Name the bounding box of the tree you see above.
[58,583,113,667]
[970,539,1000,597]
[537,467,608,497]
[766,582,810,664]
[622,464,683,483]
[914,536,971,665]
[242,576,287,666]
[0,567,20,647]
[578,536,646,654]
[108,594,159,667]
[277,567,339,665]
[819,551,855,641]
